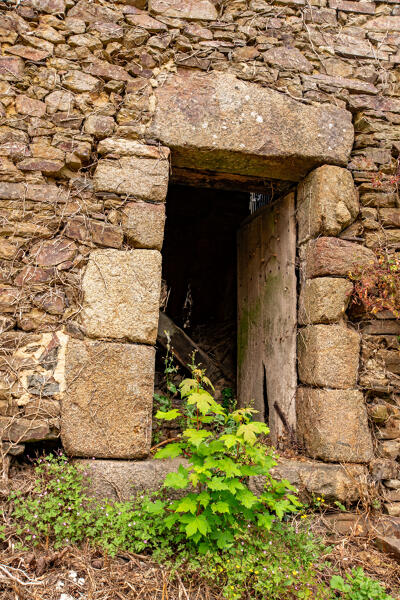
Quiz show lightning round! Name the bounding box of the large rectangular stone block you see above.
[296,388,373,463]
[298,277,353,324]
[81,249,161,344]
[249,458,367,502]
[303,237,375,278]
[297,165,359,243]
[93,144,169,202]
[61,339,155,459]
[148,70,354,181]
[76,458,188,501]
[298,324,360,388]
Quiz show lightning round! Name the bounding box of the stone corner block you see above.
[303,237,375,279]
[249,457,368,503]
[75,457,189,501]
[122,201,166,250]
[298,277,353,324]
[93,142,169,202]
[297,165,359,243]
[81,249,161,344]
[296,387,373,463]
[298,324,360,388]
[61,338,155,459]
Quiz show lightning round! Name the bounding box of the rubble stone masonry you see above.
[0,0,399,507]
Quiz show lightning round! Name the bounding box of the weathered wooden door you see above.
[237,193,297,441]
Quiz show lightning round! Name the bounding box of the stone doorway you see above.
[58,69,361,485]
[157,181,297,444]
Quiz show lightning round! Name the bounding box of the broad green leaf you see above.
[236,489,259,509]
[197,491,210,508]
[198,416,214,424]
[183,428,212,447]
[185,515,209,537]
[225,478,245,493]
[238,464,263,477]
[220,434,239,449]
[199,541,212,554]
[261,454,276,471]
[207,477,229,491]
[144,500,165,515]
[163,468,189,490]
[193,443,213,458]
[274,499,291,520]
[273,480,291,495]
[216,530,234,549]
[189,471,199,488]
[330,576,347,593]
[231,407,258,423]
[192,464,212,477]
[207,440,225,453]
[154,443,183,459]
[203,456,220,470]
[217,457,242,477]
[155,409,181,421]
[210,401,226,416]
[281,478,298,493]
[211,501,230,514]
[179,378,198,397]
[257,512,274,530]
[191,532,202,545]
[202,376,215,391]
[175,496,197,514]
[237,421,269,445]
[164,513,180,529]
[186,390,214,415]
[287,493,302,507]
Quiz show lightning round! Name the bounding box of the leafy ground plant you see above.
[330,568,395,600]
[9,458,396,600]
[11,453,170,555]
[168,522,333,600]
[8,362,397,600]
[154,365,301,552]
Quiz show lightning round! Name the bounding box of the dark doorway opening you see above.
[156,184,250,398]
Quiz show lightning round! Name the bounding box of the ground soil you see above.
[0,464,399,600]
[0,518,399,600]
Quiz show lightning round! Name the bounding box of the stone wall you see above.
[0,0,399,506]
[295,161,400,510]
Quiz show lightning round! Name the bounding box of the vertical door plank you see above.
[237,214,263,419]
[237,193,297,441]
